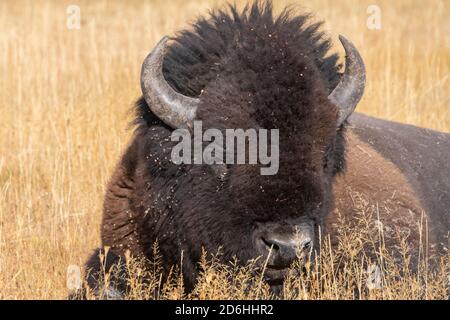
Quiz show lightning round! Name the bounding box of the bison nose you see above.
[258,235,313,267]
[258,236,297,267]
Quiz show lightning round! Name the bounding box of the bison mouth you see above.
[262,265,291,285]
[261,262,308,286]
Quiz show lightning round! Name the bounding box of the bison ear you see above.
[328,35,366,127]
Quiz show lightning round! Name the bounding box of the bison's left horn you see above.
[329,35,366,127]
[141,36,199,130]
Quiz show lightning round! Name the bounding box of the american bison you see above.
[84,2,450,297]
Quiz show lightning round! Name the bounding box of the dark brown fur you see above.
[83,2,449,296]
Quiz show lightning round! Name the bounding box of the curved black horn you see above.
[140,36,199,129]
[329,35,366,127]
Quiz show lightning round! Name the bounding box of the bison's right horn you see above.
[141,36,199,130]
[329,35,366,127]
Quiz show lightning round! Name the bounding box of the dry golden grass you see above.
[0,0,448,299]
[78,202,449,300]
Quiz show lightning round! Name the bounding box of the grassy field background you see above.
[0,0,448,299]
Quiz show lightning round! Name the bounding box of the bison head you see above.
[133,6,365,288]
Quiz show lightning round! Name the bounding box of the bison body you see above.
[83,2,449,297]
[330,114,450,254]
[349,113,450,242]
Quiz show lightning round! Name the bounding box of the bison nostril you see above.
[261,237,280,251]
[259,236,297,266]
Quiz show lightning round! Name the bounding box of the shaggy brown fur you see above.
[85,2,346,292]
[349,113,450,252]
[329,131,429,255]
[83,1,449,296]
